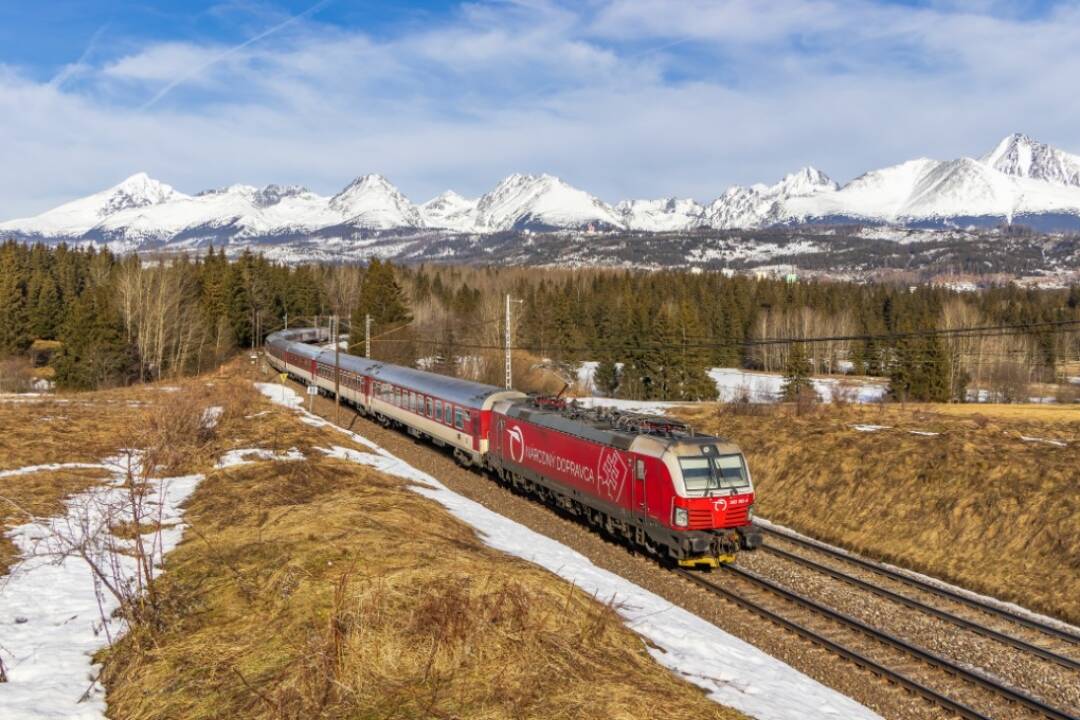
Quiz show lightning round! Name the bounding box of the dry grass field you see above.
[0,366,744,720]
[675,401,1080,624]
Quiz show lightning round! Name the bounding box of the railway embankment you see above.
[675,402,1080,626]
[1,367,758,720]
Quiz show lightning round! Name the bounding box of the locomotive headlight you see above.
[674,507,689,528]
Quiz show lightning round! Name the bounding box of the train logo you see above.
[712,497,728,513]
[507,425,525,463]
[597,447,628,502]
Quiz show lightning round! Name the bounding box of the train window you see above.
[412,393,419,412]
[435,400,442,420]
[445,404,453,424]
[455,409,467,431]
[426,397,433,417]
[635,460,645,481]
[394,388,402,407]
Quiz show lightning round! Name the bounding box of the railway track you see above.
[678,565,1079,720]
[756,524,1080,651]
[758,540,1080,672]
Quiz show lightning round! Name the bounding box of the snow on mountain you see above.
[0,173,183,237]
[5,134,1080,250]
[473,173,625,231]
[982,133,1080,187]
[420,191,479,232]
[705,167,838,228]
[328,174,424,230]
[617,198,706,232]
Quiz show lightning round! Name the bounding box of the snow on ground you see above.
[216,447,306,468]
[0,462,106,479]
[0,454,203,719]
[908,430,941,437]
[572,396,677,415]
[575,363,888,405]
[756,518,1080,637]
[257,382,881,720]
[1019,435,1069,448]
[852,424,891,432]
[200,405,224,429]
[709,368,888,404]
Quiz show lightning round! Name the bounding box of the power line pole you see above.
[333,314,341,425]
[284,311,288,330]
[365,313,372,358]
[504,294,522,390]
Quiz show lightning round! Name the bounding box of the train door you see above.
[493,416,504,455]
[471,411,481,451]
[632,457,647,517]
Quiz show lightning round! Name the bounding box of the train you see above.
[265,327,761,566]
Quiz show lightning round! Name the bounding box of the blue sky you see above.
[2,0,1079,216]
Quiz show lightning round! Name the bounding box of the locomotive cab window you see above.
[679,454,750,495]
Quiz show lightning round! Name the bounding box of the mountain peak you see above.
[329,174,422,229]
[775,166,838,195]
[100,173,178,217]
[981,133,1080,187]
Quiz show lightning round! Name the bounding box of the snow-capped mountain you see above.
[329,174,424,229]
[982,133,1080,187]
[419,191,478,232]
[4,133,1080,254]
[616,198,706,232]
[471,173,624,231]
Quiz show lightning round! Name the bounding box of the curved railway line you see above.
[757,524,1080,648]
[676,565,1078,720]
[279,372,1080,720]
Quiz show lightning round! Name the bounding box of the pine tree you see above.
[53,286,138,389]
[781,342,815,401]
[0,243,30,354]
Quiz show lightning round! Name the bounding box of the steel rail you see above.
[715,564,1077,720]
[756,524,1080,646]
[675,569,993,720]
[762,543,1080,671]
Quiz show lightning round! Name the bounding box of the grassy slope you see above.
[66,370,744,720]
[675,402,1080,624]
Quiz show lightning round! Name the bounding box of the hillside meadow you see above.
[676,401,1080,624]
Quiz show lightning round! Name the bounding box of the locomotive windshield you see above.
[679,454,750,495]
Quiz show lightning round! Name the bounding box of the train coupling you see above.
[678,553,737,569]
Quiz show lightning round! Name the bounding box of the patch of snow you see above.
[0,453,202,718]
[1019,435,1068,448]
[262,385,881,720]
[573,397,674,415]
[852,424,891,433]
[709,368,887,404]
[0,462,107,479]
[907,430,941,437]
[216,447,305,468]
[200,405,224,429]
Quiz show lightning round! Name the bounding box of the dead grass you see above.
[86,373,745,720]
[675,402,1080,625]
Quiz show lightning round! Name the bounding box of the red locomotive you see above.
[266,327,760,566]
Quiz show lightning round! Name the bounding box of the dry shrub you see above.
[677,402,1080,624]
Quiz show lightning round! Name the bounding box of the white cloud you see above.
[2,0,1080,218]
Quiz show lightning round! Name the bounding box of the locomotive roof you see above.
[267,328,519,409]
[500,401,742,454]
[500,403,639,451]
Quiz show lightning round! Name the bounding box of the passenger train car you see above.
[265,327,761,566]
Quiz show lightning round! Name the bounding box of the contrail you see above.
[50,24,109,89]
[141,0,332,110]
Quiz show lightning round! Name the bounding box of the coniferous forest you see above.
[1,240,1078,402]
